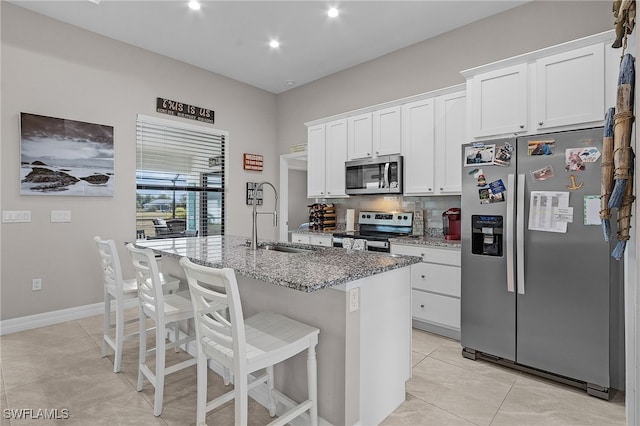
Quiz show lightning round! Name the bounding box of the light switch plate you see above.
[2,210,31,223]
[51,210,72,223]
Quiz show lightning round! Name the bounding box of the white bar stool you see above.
[126,243,197,416]
[94,236,180,373]
[180,257,320,426]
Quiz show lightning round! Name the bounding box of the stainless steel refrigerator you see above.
[460,127,625,399]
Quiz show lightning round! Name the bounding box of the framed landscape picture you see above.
[20,113,114,196]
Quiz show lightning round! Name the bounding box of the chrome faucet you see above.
[250,181,278,250]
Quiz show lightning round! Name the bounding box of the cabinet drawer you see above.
[309,235,332,247]
[412,290,460,329]
[391,244,460,266]
[291,233,310,244]
[411,263,460,297]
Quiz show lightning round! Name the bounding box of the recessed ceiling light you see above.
[188,1,201,11]
[269,40,280,49]
[285,80,296,87]
[327,7,339,18]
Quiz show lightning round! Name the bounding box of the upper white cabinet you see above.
[402,98,435,195]
[402,87,466,196]
[347,106,401,160]
[307,119,348,198]
[347,112,372,160]
[373,106,402,157]
[464,31,614,139]
[468,63,528,138]
[535,44,604,130]
[434,90,467,194]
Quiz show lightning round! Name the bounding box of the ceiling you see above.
[10,0,530,94]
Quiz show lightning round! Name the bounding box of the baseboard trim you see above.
[0,299,138,336]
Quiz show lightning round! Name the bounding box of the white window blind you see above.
[135,115,226,239]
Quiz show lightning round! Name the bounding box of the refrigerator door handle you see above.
[517,174,526,294]
[506,174,515,293]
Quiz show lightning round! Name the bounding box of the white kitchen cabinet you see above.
[373,106,402,156]
[535,44,604,130]
[347,106,401,160]
[290,232,332,247]
[434,90,466,194]
[391,243,461,340]
[347,112,373,160]
[291,233,310,244]
[309,234,333,247]
[468,63,528,138]
[401,98,435,195]
[464,33,614,140]
[402,87,466,196]
[307,119,348,198]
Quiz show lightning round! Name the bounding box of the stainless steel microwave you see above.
[345,155,403,195]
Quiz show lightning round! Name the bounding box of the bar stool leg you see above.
[196,349,208,426]
[102,288,110,358]
[266,365,276,417]
[308,345,318,426]
[137,306,147,392]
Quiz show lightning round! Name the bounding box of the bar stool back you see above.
[94,236,179,373]
[180,257,320,426]
[126,243,197,416]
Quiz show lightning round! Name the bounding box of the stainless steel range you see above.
[332,211,413,252]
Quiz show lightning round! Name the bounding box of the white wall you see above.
[0,3,279,320]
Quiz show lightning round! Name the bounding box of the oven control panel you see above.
[359,211,413,227]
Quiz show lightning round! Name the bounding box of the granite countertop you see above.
[389,235,462,249]
[134,235,420,293]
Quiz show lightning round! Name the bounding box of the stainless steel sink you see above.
[259,244,313,254]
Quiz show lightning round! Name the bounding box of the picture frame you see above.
[20,113,114,196]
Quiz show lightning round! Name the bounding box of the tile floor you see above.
[0,312,626,426]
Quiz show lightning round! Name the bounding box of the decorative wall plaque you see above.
[156,97,214,124]
[246,182,263,205]
[243,153,263,171]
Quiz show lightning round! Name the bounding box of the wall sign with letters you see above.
[243,153,263,171]
[156,97,214,124]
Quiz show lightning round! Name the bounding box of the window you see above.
[135,115,226,239]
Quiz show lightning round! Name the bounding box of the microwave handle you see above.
[383,162,390,189]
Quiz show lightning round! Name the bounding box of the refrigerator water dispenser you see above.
[471,215,503,257]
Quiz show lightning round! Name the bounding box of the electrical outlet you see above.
[32,278,42,291]
[349,287,359,312]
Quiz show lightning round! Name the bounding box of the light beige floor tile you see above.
[1,341,109,391]
[412,328,459,356]
[491,374,625,426]
[4,364,134,426]
[27,390,165,426]
[412,351,427,368]
[428,344,521,386]
[381,393,476,426]
[407,356,512,426]
[0,390,10,426]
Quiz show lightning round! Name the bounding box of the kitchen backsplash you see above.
[313,195,460,237]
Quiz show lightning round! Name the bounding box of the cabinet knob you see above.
[375,151,379,154]
[421,253,425,257]
[367,153,371,156]
[440,187,443,191]
[428,188,432,191]
[421,275,426,279]
[420,304,425,308]
[519,124,525,129]
[538,121,543,126]
[327,191,331,195]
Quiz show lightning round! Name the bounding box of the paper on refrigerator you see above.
[528,191,570,233]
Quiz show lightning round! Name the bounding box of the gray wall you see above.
[1,3,279,320]
[1,1,613,321]
[275,1,613,155]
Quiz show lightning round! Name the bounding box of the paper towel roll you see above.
[346,209,355,232]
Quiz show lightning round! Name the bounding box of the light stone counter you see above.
[134,235,420,292]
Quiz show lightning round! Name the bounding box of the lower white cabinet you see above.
[291,232,332,247]
[391,243,461,339]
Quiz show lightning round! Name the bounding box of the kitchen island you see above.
[134,235,420,426]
